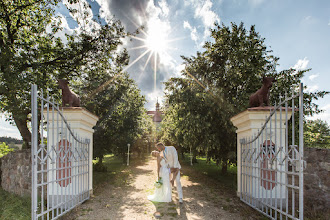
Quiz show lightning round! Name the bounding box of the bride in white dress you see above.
[148,151,172,202]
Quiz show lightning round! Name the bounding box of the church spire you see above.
[156,98,160,112]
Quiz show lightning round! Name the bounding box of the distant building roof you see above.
[153,112,162,122]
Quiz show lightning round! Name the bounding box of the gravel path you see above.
[64,157,262,220]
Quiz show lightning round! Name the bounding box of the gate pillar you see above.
[44,107,98,207]
[231,107,292,199]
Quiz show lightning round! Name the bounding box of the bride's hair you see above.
[151,150,159,157]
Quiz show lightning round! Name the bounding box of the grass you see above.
[0,187,31,220]
[92,154,128,190]
[182,154,237,190]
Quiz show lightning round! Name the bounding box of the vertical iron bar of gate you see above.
[52,100,54,217]
[257,131,260,208]
[269,108,273,218]
[285,92,288,220]
[280,96,283,220]
[64,118,68,211]
[88,139,90,200]
[292,90,295,218]
[275,102,278,219]
[41,89,45,220]
[249,137,251,205]
[265,116,268,216]
[261,124,264,212]
[31,84,38,220]
[46,94,50,220]
[299,83,304,220]
[240,139,243,201]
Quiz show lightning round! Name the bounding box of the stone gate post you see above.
[230,107,292,197]
[44,107,98,197]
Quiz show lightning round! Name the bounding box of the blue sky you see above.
[1,0,329,139]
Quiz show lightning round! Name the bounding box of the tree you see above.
[162,76,237,172]
[304,119,330,148]
[79,71,152,164]
[162,22,328,173]
[0,0,128,148]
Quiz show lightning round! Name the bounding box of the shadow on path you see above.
[62,156,263,219]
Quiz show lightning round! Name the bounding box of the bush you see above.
[93,162,108,172]
[0,142,14,158]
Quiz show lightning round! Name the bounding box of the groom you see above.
[156,142,183,203]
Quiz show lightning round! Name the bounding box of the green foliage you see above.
[0,142,14,158]
[0,0,129,147]
[202,22,278,111]
[162,22,328,173]
[79,71,152,163]
[304,119,330,148]
[0,187,31,220]
[162,22,276,172]
[0,137,23,145]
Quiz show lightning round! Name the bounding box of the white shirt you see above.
[163,146,181,169]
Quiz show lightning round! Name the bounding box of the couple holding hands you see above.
[148,142,183,204]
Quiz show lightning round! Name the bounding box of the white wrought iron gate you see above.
[240,83,305,219]
[31,85,90,219]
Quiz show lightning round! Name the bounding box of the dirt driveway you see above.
[64,158,263,220]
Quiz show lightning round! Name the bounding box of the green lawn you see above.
[0,187,31,220]
[92,154,129,191]
[182,154,237,190]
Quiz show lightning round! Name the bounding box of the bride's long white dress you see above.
[148,158,172,202]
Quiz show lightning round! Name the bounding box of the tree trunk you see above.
[13,113,31,149]
[98,155,104,164]
[206,151,211,164]
[122,152,126,164]
[221,160,228,174]
[192,150,198,163]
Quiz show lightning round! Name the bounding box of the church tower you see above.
[147,99,164,130]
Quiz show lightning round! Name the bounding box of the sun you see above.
[88,14,182,99]
[145,19,169,54]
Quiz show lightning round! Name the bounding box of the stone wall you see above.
[1,149,31,196]
[304,147,330,217]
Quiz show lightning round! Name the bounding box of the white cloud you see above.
[174,64,185,77]
[63,0,101,35]
[301,15,318,25]
[307,104,330,125]
[292,57,309,71]
[183,21,198,43]
[305,84,319,92]
[142,1,178,70]
[193,0,220,40]
[0,114,21,139]
[248,0,265,7]
[308,73,319,81]
[304,15,312,21]
[194,0,220,29]
[95,0,112,23]
[50,0,103,43]
[183,20,191,29]
[146,89,165,109]
[159,0,170,17]
[194,0,219,27]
